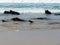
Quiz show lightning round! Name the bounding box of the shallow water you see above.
[0,13,60,31]
[0,19,60,31]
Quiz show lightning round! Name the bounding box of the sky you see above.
[0,0,60,3]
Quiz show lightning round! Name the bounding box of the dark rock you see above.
[36,17,48,20]
[45,10,51,14]
[32,17,48,20]
[4,11,10,14]
[10,10,20,15]
[11,17,25,21]
[54,13,60,15]
[4,10,20,15]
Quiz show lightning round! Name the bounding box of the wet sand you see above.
[0,20,60,31]
[0,20,60,45]
[0,30,60,45]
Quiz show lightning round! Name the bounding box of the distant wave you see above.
[0,3,60,9]
[0,3,60,13]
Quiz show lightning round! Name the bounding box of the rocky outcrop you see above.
[32,17,48,20]
[4,10,20,15]
[11,17,34,24]
[45,10,51,14]
[11,17,25,21]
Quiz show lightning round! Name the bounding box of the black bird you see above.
[2,20,7,22]
[29,20,34,24]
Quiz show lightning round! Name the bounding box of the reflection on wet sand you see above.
[0,20,60,31]
[0,30,60,45]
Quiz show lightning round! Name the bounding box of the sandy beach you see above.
[0,3,60,45]
[0,19,60,45]
[0,30,60,45]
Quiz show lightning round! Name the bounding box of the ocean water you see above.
[0,3,60,30]
[0,3,60,19]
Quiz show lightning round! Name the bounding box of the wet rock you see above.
[54,13,60,15]
[32,17,48,20]
[45,10,51,14]
[10,10,20,15]
[4,11,10,14]
[11,17,25,21]
[36,17,48,20]
[4,10,20,15]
